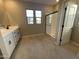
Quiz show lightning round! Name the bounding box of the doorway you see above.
[70,5,79,46]
[60,3,78,45]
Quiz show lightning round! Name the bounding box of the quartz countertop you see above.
[0,26,19,37]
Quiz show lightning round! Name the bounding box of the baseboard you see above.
[72,41,79,47]
[22,33,45,38]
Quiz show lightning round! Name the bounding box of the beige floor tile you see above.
[11,34,79,59]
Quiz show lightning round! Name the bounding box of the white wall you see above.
[0,0,53,36]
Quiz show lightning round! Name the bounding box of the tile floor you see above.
[11,34,79,59]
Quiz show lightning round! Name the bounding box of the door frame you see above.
[59,7,67,45]
[58,3,78,45]
[55,1,67,45]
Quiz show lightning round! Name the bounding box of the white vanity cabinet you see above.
[13,28,20,45]
[0,26,20,59]
[3,32,15,57]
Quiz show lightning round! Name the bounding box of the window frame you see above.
[35,10,42,24]
[26,9,42,24]
[26,9,34,24]
[27,17,34,24]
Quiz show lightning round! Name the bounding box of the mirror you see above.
[0,0,5,27]
[0,0,10,28]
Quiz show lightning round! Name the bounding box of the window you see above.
[26,10,34,24]
[35,10,42,24]
[26,10,42,24]
[27,18,33,24]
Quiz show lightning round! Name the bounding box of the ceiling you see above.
[22,0,58,5]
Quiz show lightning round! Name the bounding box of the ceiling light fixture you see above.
[56,0,59,2]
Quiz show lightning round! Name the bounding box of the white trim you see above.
[22,33,45,38]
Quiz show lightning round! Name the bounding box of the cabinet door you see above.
[3,33,15,57]
[13,28,20,45]
[9,33,15,54]
[3,36,11,57]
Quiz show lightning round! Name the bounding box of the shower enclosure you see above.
[46,11,58,39]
